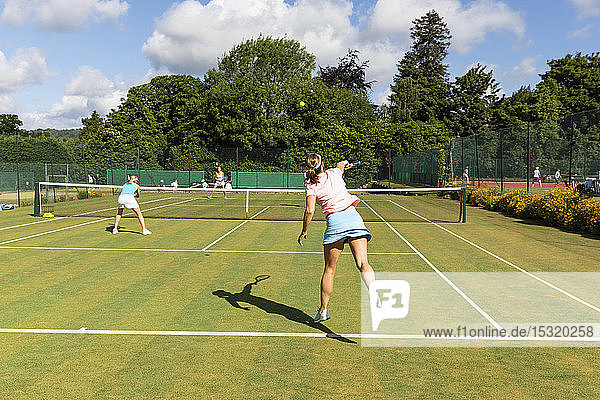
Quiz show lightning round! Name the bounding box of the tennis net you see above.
[34,182,466,223]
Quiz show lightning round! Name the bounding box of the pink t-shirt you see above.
[305,167,359,214]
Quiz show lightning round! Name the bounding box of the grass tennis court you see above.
[1,193,599,398]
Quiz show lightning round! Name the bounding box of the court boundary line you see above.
[1,327,599,342]
[0,245,417,255]
[388,200,600,314]
[0,197,201,247]
[200,206,271,251]
[362,200,503,330]
[0,197,175,232]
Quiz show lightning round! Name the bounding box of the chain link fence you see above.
[393,108,600,190]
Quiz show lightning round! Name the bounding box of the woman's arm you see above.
[336,160,349,173]
[134,183,141,197]
[298,195,316,245]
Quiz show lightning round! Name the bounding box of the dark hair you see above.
[305,153,324,185]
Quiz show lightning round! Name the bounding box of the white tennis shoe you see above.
[313,308,330,323]
[112,228,118,235]
[142,229,152,235]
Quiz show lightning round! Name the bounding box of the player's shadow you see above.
[212,275,355,344]
[104,225,142,235]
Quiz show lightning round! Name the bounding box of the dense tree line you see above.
[2,13,599,185]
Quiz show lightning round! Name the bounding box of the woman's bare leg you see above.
[320,242,344,311]
[113,208,124,232]
[348,237,374,289]
[132,208,147,231]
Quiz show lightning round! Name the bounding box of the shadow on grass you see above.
[212,275,356,344]
[104,225,143,235]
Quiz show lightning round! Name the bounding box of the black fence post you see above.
[526,122,530,192]
[136,147,140,180]
[235,147,239,188]
[499,129,504,192]
[389,149,392,187]
[474,133,480,187]
[568,114,574,185]
[461,136,464,185]
[16,131,21,207]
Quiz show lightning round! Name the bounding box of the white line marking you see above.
[201,206,271,251]
[0,328,598,341]
[0,246,416,255]
[362,200,503,330]
[0,197,174,232]
[389,200,600,314]
[0,197,200,247]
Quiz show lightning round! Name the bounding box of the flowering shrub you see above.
[467,187,600,235]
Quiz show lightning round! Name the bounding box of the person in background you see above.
[462,166,470,185]
[209,166,227,199]
[554,169,561,187]
[533,166,542,188]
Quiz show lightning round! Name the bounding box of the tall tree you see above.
[0,114,23,136]
[319,49,374,94]
[388,10,452,123]
[537,52,600,114]
[449,64,501,137]
[80,111,106,144]
[204,36,316,148]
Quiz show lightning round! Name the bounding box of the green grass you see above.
[0,197,599,398]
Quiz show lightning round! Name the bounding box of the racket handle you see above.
[346,161,361,169]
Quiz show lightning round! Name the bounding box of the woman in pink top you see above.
[298,153,374,323]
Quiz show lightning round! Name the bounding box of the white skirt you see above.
[117,194,139,209]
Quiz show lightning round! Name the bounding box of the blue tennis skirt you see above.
[323,207,371,245]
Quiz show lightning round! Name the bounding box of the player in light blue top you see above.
[113,175,151,235]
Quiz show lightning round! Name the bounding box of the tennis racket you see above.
[253,275,270,284]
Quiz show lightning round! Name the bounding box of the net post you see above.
[461,187,467,223]
[245,189,249,218]
[34,182,40,217]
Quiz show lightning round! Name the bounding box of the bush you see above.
[467,187,600,235]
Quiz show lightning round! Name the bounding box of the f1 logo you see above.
[369,280,410,331]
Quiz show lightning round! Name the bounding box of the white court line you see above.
[1,328,599,341]
[389,200,600,314]
[201,206,271,251]
[0,197,174,232]
[0,246,416,255]
[362,200,503,330]
[0,197,200,247]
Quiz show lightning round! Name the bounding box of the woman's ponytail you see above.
[305,153,323,185]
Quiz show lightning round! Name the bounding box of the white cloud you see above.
[570,0,600,18]
[21,66,127,129]
[142,0,358,74]
[142,0,524,106]
[503,56,539,90]
[0,47,54,92]
[1,0,129,32]
[462,61,500,75]
[512,57,538,77]
[0,94,19,113]
[568,24,594,38]
[368,0,525,54]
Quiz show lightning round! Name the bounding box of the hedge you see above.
[467,187,600,235]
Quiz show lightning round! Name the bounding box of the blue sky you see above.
[0,0,598,129]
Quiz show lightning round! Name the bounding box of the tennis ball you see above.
[299,101,305,107]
